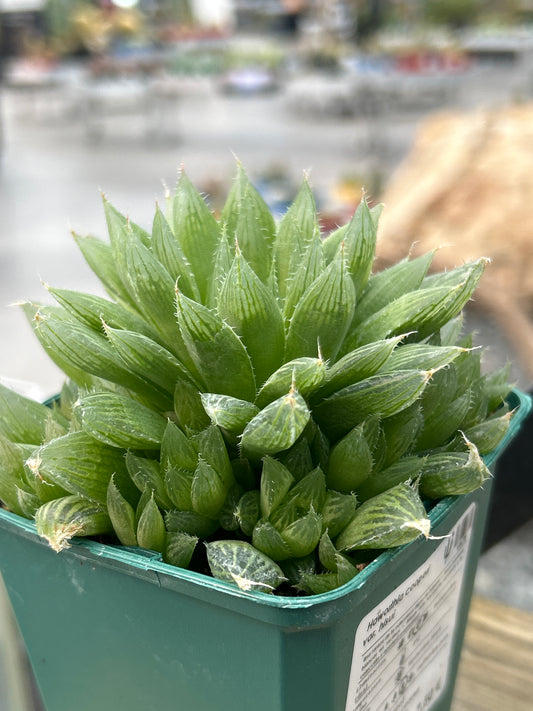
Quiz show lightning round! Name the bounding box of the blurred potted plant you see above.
[0,165,529,711]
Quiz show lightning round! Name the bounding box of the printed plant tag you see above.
[345,504,476,711]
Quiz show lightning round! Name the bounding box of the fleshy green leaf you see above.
[259,456,294,518]
[327,423,373,493]
[255,356,326,409]
[136,495,166,553]
[315,370,432,440]
[352,251,434,326]
[126,452,173,510]
[28,431,129,504]
[201,393,259,435]
[164,531,198,568]
[217,248,285,385]
[419,436,491,498]
[206,539,286,593]
[336,482,430,551]
[285,249,356,362]
[176,291,256,401]
[35,495,112,552]
[151,203,200,301]
[169,170,220,302]
[274,176,319,298]
[340,197,377,298]
[240,388,311,459]
[107,475,137,546]
[76,392,167,450]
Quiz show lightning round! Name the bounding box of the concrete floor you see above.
[1,55,532,709]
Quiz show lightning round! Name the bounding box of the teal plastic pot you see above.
[0,390,530,711]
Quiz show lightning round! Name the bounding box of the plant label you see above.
[345,503,476,711]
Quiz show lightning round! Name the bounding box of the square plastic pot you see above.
[0,389,530,711]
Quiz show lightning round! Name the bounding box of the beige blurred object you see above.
[377,104,533,379]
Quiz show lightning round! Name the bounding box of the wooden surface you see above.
[452,596,533,711]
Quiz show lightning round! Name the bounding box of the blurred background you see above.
[1,2,533,710]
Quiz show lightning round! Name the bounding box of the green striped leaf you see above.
[274,176,319,297]
[356,455,427,502]
[206,539,286,593]
[437,315,465,347]
[240,389,311,459]
[321,490,358,539]
[174,377,211,433]
[126,452,173,509]
[315,370,432,440]
[206,227,234,308]
[72,232,136,310]
[255,357,326,409]
[352,251,434,326]
[170,170,220,302]
[191,458,228,519]
[164,531,198,568]
[0,383,61,445]
[0,434,28,516]
[483,365,513,414]
[276,436,314,483]
[105,325,195,398]
[47,285,157,341]
[21,303,96,388]
[151,203,200,301]
[285,250,356,362]
[419,437,491,498]
[35,495,112,552]
[192,425,234,487]
[349,260,486,348]
[201,393,259,435]
[414,390,472,452]
[233,185,274,283]
[160,420,198,472]
[252,519,293,561]
[103,197,151,247]
[418,363,458,416]
[117,233,190,358]
[136,495,166,553]
[260,456,294,519]
[281,509,323,558]
[283,466,327,513]
[29,431,128,504]
[165,509,219,538]
[28,308,163,400]
[315,336,404,401]
[217,248,285,385]
[319,531,342,571]
[322,224,347,264]
[340,197,377,298]
[164,467,194,510]
[336,482,430,551]
[381,403,424,466]
[76,392,167,450]
[327,423,373,493]
[176,291,256,402]
[463,410,512,455]
[107,475,137,546]
[282,233,324,325]
[236,490,261,537]
[221,163,276,254]
[379,344,467,373]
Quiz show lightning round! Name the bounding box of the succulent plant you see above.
[0,164,514,596]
